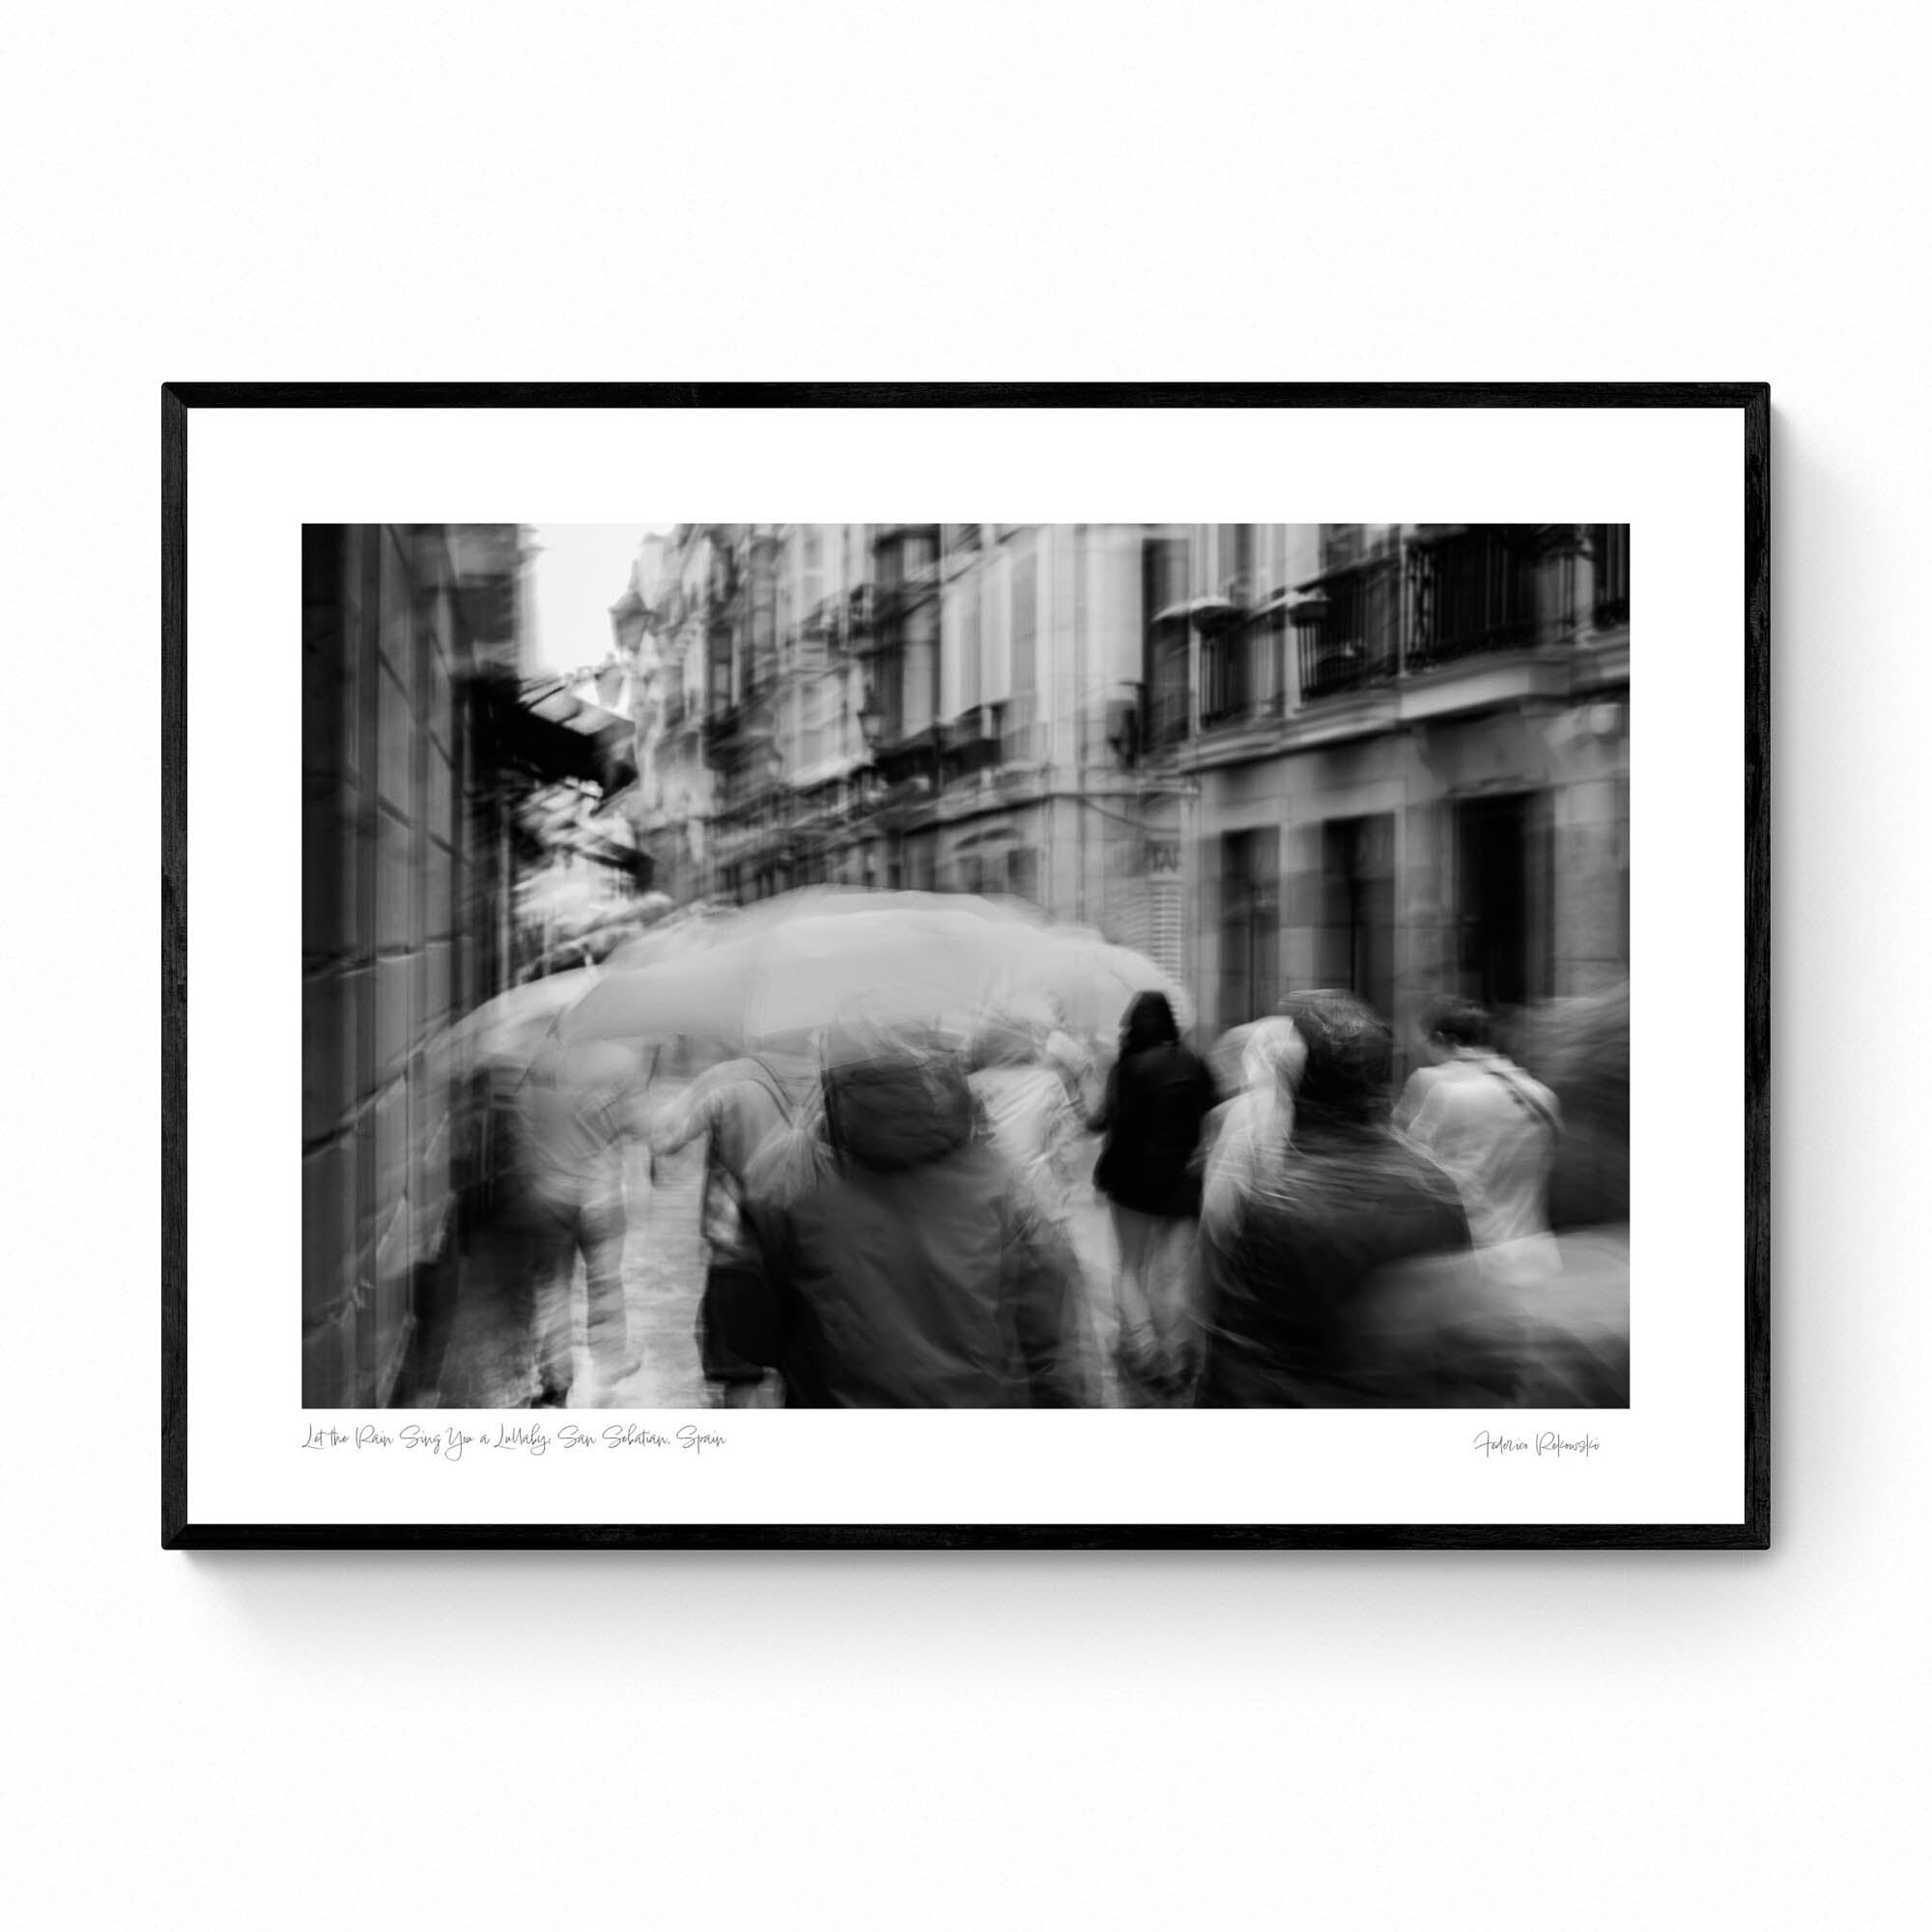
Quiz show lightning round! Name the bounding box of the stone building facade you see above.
[300,524,522,1407]
[607,522,1629,1058]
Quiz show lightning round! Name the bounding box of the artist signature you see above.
[1472,1430,1602,1460]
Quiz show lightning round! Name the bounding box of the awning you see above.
[1151,593,1241,629]
[473,670,638,792]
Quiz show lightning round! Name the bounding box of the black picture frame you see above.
[163,381,1768,1551]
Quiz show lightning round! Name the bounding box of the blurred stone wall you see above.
[302,525,514,1407]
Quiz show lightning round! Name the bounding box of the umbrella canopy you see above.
[580,891,673,934]
[603,907,732,972]
[726,885,1051,927]
[429,968,601,1078]
[600,887,1048,981]
[561,904,1071,1049]
[1034,935,1194,1039]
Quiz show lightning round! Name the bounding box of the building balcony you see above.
[1591,523,1630,627]
[870,722,946,794]
[1404,525,1541,671]
[702,701,770,772]
[1290,555,1403,699]
[940,704,1005,781]
[872,526,942,618]
[1201,605,1291,729]
[1287,525,1604,704]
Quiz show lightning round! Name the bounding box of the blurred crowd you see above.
[482,971,1628,1411]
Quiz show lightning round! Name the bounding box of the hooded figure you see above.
[1194,989,1471,1408]
[1089,991,1218,1400]
[697,1015,1081,1407]
[1091,992,1217,1214]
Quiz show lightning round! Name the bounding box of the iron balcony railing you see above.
[1200,608,1290,728]
[1405,526,1540,671]
[1146,633,1190,751]
[1291,556,1404,699]
[1592,524,1630,626]
[872,528,942,619]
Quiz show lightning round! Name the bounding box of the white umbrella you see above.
[426,967,600,1080]
[561,904,1068,1049]
[1033,935,1194,1038]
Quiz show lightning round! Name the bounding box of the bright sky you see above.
[524,524,666,674]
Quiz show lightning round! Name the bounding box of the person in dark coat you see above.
[1090,990,1218,1400]
[698,1016,1082,1408]
[1194,989,1472,1407]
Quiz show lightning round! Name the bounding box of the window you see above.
[879,526,938,590]
[1251,608,1287,715]
[1205,607,1288,725]
[1009,541,1037,696]
[747,549,777,693]
[1319,814,1396,1024]
[871,646,905,744]
[797,676,833,771]
[1218,828,1280,1027]
[1142,534,1191,749]
[1217,524,1256,597]
[1200,628,1243,725]
[1004,540,1037,759]
[958,575,981,713]
[1320,524,1366,571]
[1591,524,1630,625]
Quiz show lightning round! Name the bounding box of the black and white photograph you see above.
[180,385,1749,1544]
[302,519,1633,1418]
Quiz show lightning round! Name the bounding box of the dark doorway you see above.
[1319,813,1396,1023]
[1219,827,1280,1027]
[1456,791,1551,1009]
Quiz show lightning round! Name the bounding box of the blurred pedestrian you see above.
[699,1015,1083,1407]
[1399,995,1561,1289]
[1515,980,1629,1231]
[647,1050,809,1253]
[513,1036,643,1406]
[1195,989,1470,1407]
[969,1012,1082,1214]
[1201,1016,1305,1228]
[1090,990,1218,1402]
[969,1009,1100,1401]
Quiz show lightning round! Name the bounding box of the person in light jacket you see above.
[1399,995,1562,1291]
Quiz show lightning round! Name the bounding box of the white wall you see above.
[12,5,1927,1930]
